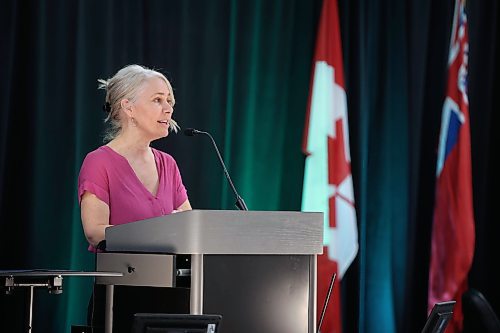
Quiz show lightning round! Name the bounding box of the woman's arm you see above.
[81,191,111,247]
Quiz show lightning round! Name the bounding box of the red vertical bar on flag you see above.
[302,0,358,332]
[428,0,475,332]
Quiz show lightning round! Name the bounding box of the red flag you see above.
[429,0,475,331]
[302,0,358,332]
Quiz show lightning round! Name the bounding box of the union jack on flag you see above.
[429,0,475,332]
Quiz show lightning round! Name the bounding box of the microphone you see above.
[184,128,248,211]
[184,128,202,136]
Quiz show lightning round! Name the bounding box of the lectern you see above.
[98,210,323,333]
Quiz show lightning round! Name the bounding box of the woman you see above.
[78,64,192,330]
[78,64,192,250]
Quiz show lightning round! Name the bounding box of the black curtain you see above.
[1,0,499,332]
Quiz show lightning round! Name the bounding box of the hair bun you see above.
[102,102,111,113]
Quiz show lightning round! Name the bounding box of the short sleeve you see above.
[172,159,188,209]
[78,151,110,206]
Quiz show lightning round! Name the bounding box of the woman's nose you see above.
[163,102,173,113]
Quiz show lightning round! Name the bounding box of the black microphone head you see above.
[184,128,198,136]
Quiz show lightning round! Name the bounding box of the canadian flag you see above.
[301,0,358,332]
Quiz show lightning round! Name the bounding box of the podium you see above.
[99,210,323,333]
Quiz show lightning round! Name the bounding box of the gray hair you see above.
[98,64,179,142]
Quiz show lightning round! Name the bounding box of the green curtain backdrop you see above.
[0,0,322,331]
[1,0,499,332]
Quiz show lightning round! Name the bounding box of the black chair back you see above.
[462,288,500,333]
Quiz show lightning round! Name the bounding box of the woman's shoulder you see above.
[82,146,114,165]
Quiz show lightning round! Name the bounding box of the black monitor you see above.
[421,300,456,333]
[132,313,222,333]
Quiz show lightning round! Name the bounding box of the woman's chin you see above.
[149,131,169,142]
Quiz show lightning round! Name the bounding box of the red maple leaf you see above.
[328,118,350,228]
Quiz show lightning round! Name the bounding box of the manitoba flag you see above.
[428,0,475,331]
[301,0,358,332]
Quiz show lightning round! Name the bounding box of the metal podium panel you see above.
[203,255,312,333]
[95,253,175,287]
[105,210,323,254]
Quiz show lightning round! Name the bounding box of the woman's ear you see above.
[121,99,133,117]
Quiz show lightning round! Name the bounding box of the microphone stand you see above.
[187,129,248,210]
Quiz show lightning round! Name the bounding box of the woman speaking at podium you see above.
[77,64,192,331]
[78,64,192,251]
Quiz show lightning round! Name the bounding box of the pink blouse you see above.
[78,146,188,250]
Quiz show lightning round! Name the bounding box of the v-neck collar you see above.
[102,145,161,198]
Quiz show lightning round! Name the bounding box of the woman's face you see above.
[130,77,174,140]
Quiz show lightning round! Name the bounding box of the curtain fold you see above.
[0,0,499,332]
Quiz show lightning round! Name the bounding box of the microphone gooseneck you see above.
[184,128,248,210]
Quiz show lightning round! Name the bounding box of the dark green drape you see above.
[1,0,499,332]
[0,0,322,331]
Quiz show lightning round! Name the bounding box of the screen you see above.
[132,313,221,333]
[421,301,456,333]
